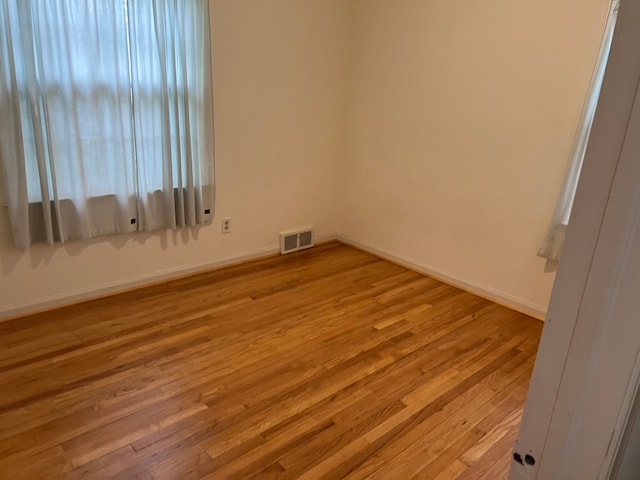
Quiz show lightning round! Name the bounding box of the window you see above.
[538,0,619,262]
[0,0,214,249]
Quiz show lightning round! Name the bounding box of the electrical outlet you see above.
[221,217,231,234]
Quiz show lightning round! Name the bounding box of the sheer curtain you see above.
[0,0,214,249]
[128,0,214,231]
[538,0,619,261]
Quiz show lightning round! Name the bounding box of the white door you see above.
[510,0,640,478]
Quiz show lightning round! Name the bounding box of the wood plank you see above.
[0,242,542,479]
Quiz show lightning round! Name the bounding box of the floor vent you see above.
[280,228,314,255]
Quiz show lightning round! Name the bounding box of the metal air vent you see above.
[280,228,314,254]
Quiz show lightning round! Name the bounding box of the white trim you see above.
[337,234,547,320]
[0,246,276,321]
[0,233,336,321]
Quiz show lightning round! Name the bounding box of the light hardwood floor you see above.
[0,242,543,479]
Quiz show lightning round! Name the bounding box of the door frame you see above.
[510,0,640,478]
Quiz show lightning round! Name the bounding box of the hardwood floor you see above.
[0,242,543,479]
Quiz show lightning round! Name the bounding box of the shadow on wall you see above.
[544,259,559,274]
[0,206,203,276]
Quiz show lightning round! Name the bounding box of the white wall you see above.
[0,0,352,318]
[0,0,612,320]
[338,0,611,317]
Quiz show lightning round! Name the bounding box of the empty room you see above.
[0,0,631,478]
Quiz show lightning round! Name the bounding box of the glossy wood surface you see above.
[0,242,542,479]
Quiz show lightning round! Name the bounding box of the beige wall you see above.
[0,0,612,319]
[0,0,352,317]
[338,0,611,317]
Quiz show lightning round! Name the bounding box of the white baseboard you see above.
[0,233,545,322]
[0,234,337,321]
[337,234,547,321]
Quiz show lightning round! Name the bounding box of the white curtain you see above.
[538,0,619,261]
[0,0,214,249]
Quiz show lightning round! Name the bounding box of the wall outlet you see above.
[222,217,231,234]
